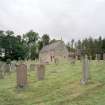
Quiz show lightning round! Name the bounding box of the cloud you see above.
[0,0,105,42]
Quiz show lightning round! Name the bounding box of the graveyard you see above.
[1,0,105,104]
[0,60,105,105]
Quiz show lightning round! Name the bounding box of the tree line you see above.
[66,36,105,59]
[0,30,105,61]
[0,30,53,61]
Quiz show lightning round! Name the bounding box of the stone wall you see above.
[39,41,68,63]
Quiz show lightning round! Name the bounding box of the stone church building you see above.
[39,40,68,63]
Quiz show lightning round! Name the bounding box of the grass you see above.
[0,60,105,105]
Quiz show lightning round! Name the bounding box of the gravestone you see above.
[70,57,75,64]
[5,63,11,74]
[68,53,76,64]
[36,64,45,80]
[96,54,101,61]
[54,58,59,65]
[0,71,4,79]
[76,55,78,61]
[0,61,11,78]
[103,53,105,60]
[98,54,101,61]
[30,64,35,71]
[16,64,27,88]
[89,56,92,61]
[25,61,30,71]
[95,54,98,60]
[10,61,17,71]
[80,55,89,84]
[0,62,4,79]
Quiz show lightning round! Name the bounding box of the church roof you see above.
[40,40,66,53]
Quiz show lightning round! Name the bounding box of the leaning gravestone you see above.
[30,64,35,71]
[36,64,45,80]
[80,55,89,84]
[16,64,27,88]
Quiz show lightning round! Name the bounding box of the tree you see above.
[23,30,39,59]
[37,40,43,51]
[30,44,38,60]
[71,39,74,49]
[66,42,71,52]
[23,30,39,46]
[0,30,28,61]
[42,34,50,46]
[5,30,14,36]
[50,38,57,44]
[1,31,15,59]
[102,38,105,53]
[0,31,5,59]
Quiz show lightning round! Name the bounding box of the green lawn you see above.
[0,60,105,105]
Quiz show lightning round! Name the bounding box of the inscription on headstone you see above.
[36,64,45,80]
[16,64,27,88]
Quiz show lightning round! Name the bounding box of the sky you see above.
[0,0,105,42]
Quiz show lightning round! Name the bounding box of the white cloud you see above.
[0,0,105,42]
[96,0,105,2]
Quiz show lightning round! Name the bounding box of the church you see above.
[39,40,68,63]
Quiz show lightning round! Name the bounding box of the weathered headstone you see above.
[70,57,76,64]
[36,64,45,80]
[68,53,76,64]
[80,55,89,84]
[96,54,101,61]
[0,62,4,79]
[30,64,35,71]
[0,61,12,78]
[103,53,105,60]
[54,58,59,65]
[0,71,4,79]
[16,64,27,88]
[0,61,4,79]
[89,56,92,61]
[10,61,17,71]
[95,54,98,60]
[4,63,11,74]
[75,55,78,61]
[0,62,10,79]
